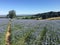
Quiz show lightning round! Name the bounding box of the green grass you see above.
[0,19,60,45]
[0,26,8,45]
[33,27,48,45]
[11,27,35,45]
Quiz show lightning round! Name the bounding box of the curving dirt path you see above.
[5,20,11,45]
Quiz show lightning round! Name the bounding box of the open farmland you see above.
[0,19,9,45]
[0,19,60,45]
[11,19,60,45]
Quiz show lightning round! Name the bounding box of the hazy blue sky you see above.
[0,0,60,15]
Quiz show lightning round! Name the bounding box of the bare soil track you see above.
[5,20,11,45]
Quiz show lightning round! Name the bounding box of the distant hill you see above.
[34,11,60,19]
[0,11,60,19]
[16,11,60,19]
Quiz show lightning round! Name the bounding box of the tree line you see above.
[34,11,60,19]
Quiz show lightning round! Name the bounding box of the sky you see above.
[0,0,60,15]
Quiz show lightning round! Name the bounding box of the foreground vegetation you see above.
[11,19,60,45]
[0,19,9,45]
[0,19,60,45]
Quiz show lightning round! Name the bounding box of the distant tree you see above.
[7,10,16,19]
[6,15,8,18]
[57,12,60,16]
[42,14,46,19]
